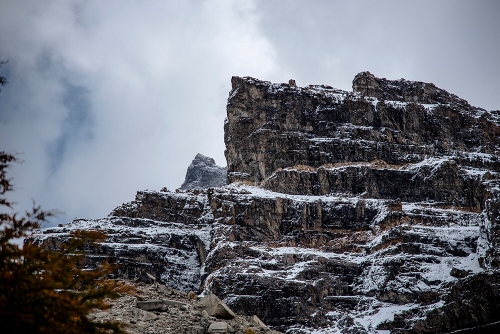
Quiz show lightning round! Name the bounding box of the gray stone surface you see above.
[163,299,189,308]
[86,281,281,334]
[195,293,235,319]
[131,307,157,321]
[207,321,228,333]
[180,153,227,189]
[352,71,468,105]
[136,299,163,311]
[224,75,500,185]
[186,325,206,334]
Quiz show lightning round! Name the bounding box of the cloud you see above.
[0,0,278,225]
[252,0,500,110]
[0,0,498,226]
[48,82,93,175]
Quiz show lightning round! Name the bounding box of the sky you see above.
[0,0,499,227]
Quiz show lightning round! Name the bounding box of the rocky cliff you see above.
[225,72,499,186]
[180,153,227,190]
[34,72,500,334]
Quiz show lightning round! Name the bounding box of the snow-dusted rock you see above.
[181,153,227,189]
[225,75,500,185]
[33,72,500,334]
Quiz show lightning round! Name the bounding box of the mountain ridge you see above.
[34,72,500,333]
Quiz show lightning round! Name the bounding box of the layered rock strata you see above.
[34,72,500,334]
[225,73,499,185]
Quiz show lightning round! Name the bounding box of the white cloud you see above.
[0,0,278,224]
[0,0,498,226]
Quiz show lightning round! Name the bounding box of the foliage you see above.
[0,151,130,333]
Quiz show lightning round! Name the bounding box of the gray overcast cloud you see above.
[0,0,498,226]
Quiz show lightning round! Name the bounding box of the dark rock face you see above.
[393,273,500,334]
[219,74,499,332]
[352,71,468,105]
[224,76,499,185]
[33,215,211,292]
[180,153,227,189]
[261,159,488,210]
[34,72,500,333]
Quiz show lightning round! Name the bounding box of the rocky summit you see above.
[180,153,227,190]
[34,72,500,333]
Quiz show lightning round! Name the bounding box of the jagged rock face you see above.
[35,184,498,332]
[180,153,227,189]
[261,159,489,211]
[392,273,500,334]
[35,72,500,334]
[34,215,211,292]
[224,76,499,185]
[110,189,210,225]
[219,74,500,332]
[352,71,467,105]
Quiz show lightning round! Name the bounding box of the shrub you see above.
[0,151,129,333]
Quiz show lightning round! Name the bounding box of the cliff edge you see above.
[34,72,500,334]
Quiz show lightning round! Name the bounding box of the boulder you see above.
[158,284,170,294]
[163,299,189,308]
[131,307,157,321]
[136,300,163,311]
[207,322,228,334]
[195,293,235,319]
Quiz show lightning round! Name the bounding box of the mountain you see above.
[33,72,500,333]
[180,153,227,190]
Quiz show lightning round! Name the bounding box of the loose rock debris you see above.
[90,280,281,334]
